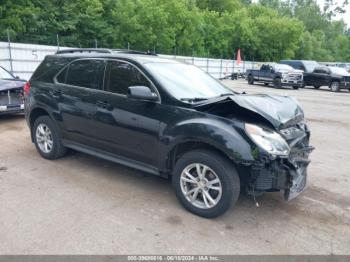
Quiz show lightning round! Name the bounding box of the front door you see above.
[92,60,161,167]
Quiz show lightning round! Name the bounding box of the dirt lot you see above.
[0,80,350,255]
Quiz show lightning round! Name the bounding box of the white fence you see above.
[0,41,262,80]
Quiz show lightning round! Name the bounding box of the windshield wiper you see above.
[209,93,234,99]
[180,97,209,102]
[218,93,233,97]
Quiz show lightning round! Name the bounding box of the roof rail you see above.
[112,49,157,56]
[55,48,113,55]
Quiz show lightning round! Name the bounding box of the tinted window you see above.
[104,61,151,95]
[56,67,68,83]
[31,57,69,83]
[66,59,105,89]
[314,67,329,74]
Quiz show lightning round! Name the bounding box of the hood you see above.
[0,79,25,92]
[196,94,304,130]
[278,69,303,74]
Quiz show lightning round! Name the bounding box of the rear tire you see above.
[330,81,340,92]
[33,116,67,159]
[273,78,282,88]
[172,150,240,218]
[264,83,269,86]
[314,85,320,89]
[248,75,254,85]
[292,86,299,90]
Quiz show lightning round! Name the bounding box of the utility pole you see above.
[7,29,13,73]
[56,34,60,50]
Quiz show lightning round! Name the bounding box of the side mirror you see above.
[127,86,158,101]
[270,69,275,73]
[15,76,20,80]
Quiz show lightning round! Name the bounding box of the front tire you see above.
[248,75,254,85]
[292,86,299,90]
[172,150,240,218]
[33,116,67,159]
[330,81,340,92]
[314,85,320,89]
[273,78,282,88]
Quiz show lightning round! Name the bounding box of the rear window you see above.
[31,57,69,83]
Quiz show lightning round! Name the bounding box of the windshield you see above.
[274,64,294,71]
[330,67,350,75]
[0,67,14,79]
[144,62,233,101]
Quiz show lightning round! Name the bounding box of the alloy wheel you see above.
[36,123,53,153]
[180,163,222,209]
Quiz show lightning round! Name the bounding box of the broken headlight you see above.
[245,123,290,156]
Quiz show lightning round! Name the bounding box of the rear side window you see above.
[65,59,105,90]
[104,61,151,95]
[56,67,68,83]
[31,57,69,82]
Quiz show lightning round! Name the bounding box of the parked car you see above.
[303,66,350,91]
[335,63,350,73]
[280,60,320,73]
[0,66,26,115]
[246,63,303,89]
[24,49,313,218]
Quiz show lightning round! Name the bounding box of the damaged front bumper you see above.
[249,123,314,201]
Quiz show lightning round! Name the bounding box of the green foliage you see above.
[0,0,349,61]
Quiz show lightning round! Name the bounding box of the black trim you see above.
[62,140,160,176]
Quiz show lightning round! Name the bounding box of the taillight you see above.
[23,82,30,95]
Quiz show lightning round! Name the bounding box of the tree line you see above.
[0,0,349,62]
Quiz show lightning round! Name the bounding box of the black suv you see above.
[24,49,313,218]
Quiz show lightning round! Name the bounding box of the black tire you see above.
[273,78,282,88]
[33,115,67,160]
[172,150,240,218]
[247,75,254,85]
[292,86,299,90]
[314,85,320,89]
[330,81,340,92]
[264,83,269,86]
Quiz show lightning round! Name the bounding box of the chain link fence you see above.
[0,30,263,80]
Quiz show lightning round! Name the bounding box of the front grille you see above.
[0,89,23,106]
[288,74,302,80]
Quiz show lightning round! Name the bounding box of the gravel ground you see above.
[0,79,349,255]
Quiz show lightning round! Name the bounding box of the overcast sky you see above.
[252,0,350,27]
[316,0,350,27]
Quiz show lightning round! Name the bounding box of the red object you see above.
[23,82,30,95]
[236,48,241,65]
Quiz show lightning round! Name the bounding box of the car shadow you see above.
[0,113,25,122]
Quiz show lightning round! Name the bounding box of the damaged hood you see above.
[0,79,25,92]
[197,94,304,129]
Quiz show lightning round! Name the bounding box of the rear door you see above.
[55,59,106,146]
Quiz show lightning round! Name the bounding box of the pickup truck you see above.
[303,66,350,92]
[246,63,303,89]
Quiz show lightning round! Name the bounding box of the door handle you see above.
[49,89,61,98]
[96,100,113,111]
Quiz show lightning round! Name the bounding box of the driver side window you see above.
[104,61,151,95]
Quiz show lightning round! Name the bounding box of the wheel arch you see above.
[166,139,239,175]
[29,107,52,141]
